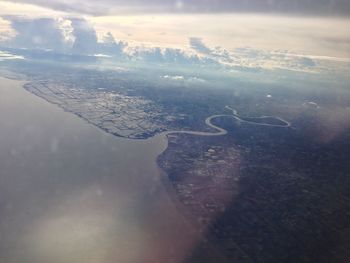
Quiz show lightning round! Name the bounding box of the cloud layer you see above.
[10,18,67,51]
[0,15,349,78]
[3,17,126,55]
[1,0,350,15]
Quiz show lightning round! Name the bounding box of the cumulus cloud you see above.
[2,17,84,53]
[71,18,98,54]
[0,17,127,56]
[189,37,211,54]
[0,16,15,41]
[6,17,68,51]
[162,75,185,81]
[98,32,127,56]
[69,19,127,56]
[162,75,207,83]
[130,46,221,68]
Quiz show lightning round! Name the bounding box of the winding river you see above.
[159,105,290,139]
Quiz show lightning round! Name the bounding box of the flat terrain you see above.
[1,59,350,263]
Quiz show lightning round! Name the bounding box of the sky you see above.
[0,0,349,75]
[1,0,350,15]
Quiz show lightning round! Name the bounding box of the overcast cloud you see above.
[2,0,350,16]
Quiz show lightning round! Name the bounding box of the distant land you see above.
[1,56,350,263]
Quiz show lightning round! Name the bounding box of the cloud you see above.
[189,37,211,54]
[130,46,220,67]
[1,16,216,65]
[70,19,126,55]
[6,17,68,51]
[2,17,94,53]
[162,75,185,81]
[0,50,23,60]
[0,16,15,41]
[229,47,319,72]
[0,15,347,75]
[98,32,128,56]
[98,32,127,56]
[0,17,128,56]
[70,18,98,54]
[0,1,67,18]
[1,0,350,15]
[162,75,207,83]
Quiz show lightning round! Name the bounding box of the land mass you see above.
[1,60,350,263]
